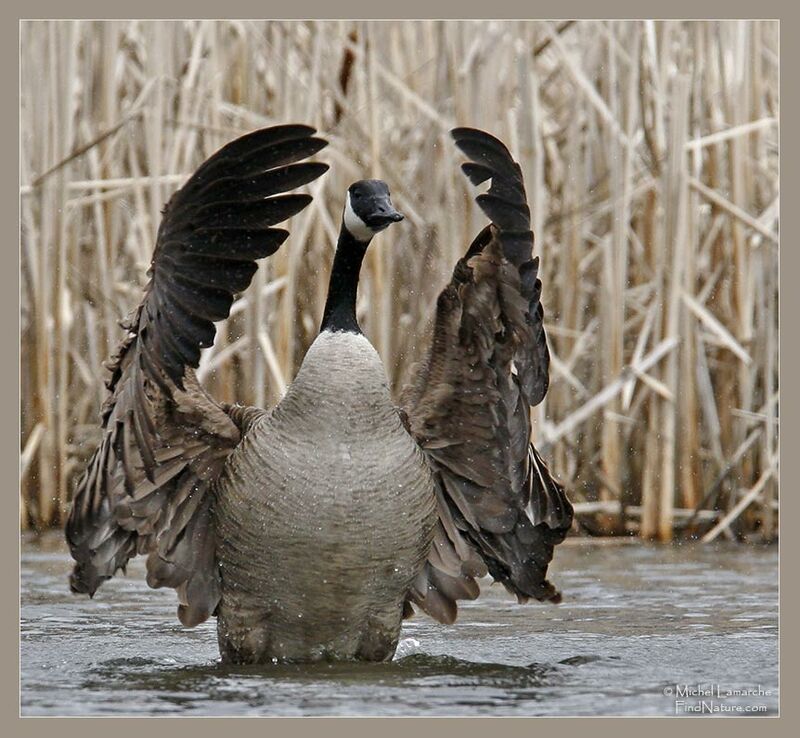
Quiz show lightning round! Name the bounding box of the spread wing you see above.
[401,128,573,624]
[65,125,329,626]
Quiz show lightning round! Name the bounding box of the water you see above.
[21,533,778,716]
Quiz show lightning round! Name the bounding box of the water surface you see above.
[21,533,778,716]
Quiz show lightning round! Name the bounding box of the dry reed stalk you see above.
[19,20,779,542]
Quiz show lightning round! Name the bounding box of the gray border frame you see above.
[7,3,791,733]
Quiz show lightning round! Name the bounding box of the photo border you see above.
[5,2,791,734]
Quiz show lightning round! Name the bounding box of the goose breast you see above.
[214,331,437,662]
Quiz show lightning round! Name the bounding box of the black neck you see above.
[320,226,369,334]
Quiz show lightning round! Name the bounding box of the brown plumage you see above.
[65,125,329,628]
[401,128,573,624]
[65,124,572,662]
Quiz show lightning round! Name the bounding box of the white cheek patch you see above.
[344,192,375,242]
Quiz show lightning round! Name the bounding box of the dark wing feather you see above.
[401,128,573,624]
[66,125,328,626]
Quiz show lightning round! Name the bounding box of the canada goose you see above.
[66,124,574,664]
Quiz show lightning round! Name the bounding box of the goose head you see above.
[343,179,404,242]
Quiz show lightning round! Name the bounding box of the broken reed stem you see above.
[20,20,779,542]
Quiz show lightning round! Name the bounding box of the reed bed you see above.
[19,20,779,541]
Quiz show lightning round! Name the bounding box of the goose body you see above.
[66,125,573,664]
[215,331,437,662]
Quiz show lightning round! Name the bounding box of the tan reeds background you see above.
[20,20,779,542]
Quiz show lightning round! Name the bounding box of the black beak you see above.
[364,197,404,230]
